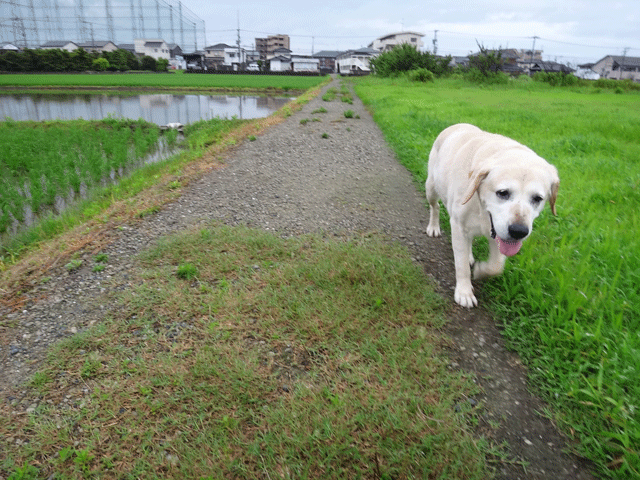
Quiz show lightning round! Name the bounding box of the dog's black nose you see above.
[508,224,529,240]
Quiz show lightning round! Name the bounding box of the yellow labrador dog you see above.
[426,123,559,308]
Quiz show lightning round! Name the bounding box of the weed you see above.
[94,253,108,263]
[322,87,338,102]
[137,206,160,218]
[176,263,198,280]
[64,259,82,271]
[312,107,328,114]
[321,132,329,139]
[248,135,257,141]
[299,118,310,125]
[344,110,355,118]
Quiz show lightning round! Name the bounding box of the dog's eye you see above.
[496,190,510,200]
[531,195,543,205]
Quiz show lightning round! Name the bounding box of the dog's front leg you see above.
[450,221,478,308]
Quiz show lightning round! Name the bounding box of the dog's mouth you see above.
[489,214,523,257]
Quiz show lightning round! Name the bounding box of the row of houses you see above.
[2,31,639,81]
[0,38,184,68]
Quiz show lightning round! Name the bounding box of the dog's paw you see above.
[454,285,478,308]
[426,224,441,237]
[473,261,505,280]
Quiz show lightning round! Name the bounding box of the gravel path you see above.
[0,77,594,479]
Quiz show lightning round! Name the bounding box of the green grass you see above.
[0,73,327,92]
[0,118,173,235]
[0,116,246,260]
[355,75,640,478]
[0,224,489,479]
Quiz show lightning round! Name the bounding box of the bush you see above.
[370,44,451,77]
[464,68,509,85]
[407,68,434,82]
[533,71,580,87]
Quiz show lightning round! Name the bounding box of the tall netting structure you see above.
[0,0,205,52]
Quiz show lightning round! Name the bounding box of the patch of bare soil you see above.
[0,77,594,479]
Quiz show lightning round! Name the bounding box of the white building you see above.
[270,55,291,72]
[291,55,319,73]
[134,39,170,60]
[369,31,424,52]
[40,41,79,52]
[204,43,246,70]
[336,48,380,75]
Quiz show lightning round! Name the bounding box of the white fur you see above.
[425,123,559,308]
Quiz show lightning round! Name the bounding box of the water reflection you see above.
[0,93,292,124]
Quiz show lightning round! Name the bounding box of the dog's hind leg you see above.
[474,238,506,280]
[425,176,441,237]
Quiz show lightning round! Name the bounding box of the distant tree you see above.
[156,58,169,72]
[72,48,95,71]
[103,49,132,71]
[140,55,157,71]
[92,57,110,71]
[466,42,506,82]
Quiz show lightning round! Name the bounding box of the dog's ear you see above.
[549,180,559,216]
[461,170,489,205]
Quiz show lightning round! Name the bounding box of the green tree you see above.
[466,42,506,83]
[140,55,157,71]
[156,58,169,72]
[92,57,110,71]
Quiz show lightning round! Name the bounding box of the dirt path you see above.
[0,77,594,479]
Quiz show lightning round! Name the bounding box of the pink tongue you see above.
[496,237,522,257]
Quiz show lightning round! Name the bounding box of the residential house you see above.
[134,39,170,60]
[78,41,118,54]
[118,44,135,54]
[291,55,319,73]
[40,40,79,52]
[269,55,291,72]
[204,43,245,70]
[529,61,575,75]
[268,47,291,60]
[369,31,424,52]
[589,55,640,82]
[255,34,290,60]
[336,47,380,75]
[313,50,342,74]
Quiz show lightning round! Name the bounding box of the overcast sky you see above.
[178,0,638,66]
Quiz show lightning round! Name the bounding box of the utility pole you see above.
[529,35,538,75]
[432,30,438,55]
[620,47,629,80]
[237,11,242,69]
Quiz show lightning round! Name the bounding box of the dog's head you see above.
[461,152,559,257]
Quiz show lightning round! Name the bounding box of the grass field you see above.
[0,72,327,92]
[355,75,640,478]
[0,224,492,479]
[0,119,176,235]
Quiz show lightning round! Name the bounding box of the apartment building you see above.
[255,34,290,60]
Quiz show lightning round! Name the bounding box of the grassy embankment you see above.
[0,74,492,479]
[355,74,640,478]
